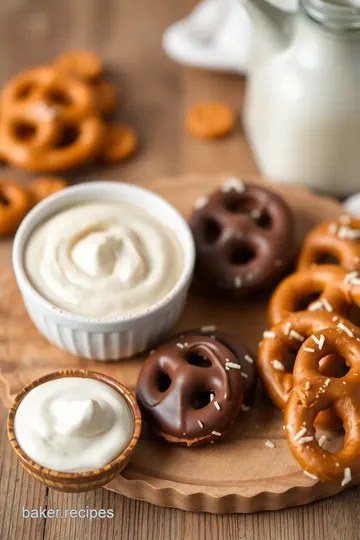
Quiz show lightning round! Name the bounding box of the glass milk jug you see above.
[243,0,360,195]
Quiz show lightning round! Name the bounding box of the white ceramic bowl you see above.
[13,181,195,360]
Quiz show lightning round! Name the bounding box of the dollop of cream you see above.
[25,202,183,318]
[14,377,134,472]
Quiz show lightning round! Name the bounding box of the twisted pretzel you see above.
[268,265,354,327]
[136,334,244,446]
[258,311,357,428]
[0,66,104,172]
[285,327,360,482]
[298,217,360,272]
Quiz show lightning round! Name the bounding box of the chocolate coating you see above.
[175,328,257,405]
[190,181,294,297]
[136,334,244,444]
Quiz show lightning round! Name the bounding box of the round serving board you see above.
[0,174,352,513]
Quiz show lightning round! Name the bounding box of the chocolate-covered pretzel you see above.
[175,327,257,405]
[136,334,244,446]
[189,179,294,297]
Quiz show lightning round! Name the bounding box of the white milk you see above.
[244,0,360,195]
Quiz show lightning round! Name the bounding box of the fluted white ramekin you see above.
[13,181,195,360]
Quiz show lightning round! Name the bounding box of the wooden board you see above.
[0,174,348,513]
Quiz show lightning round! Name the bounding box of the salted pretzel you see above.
[268,265,357,327]
[0,66,104,172]
[298,216,360,272]
[285,327,360,483]
[258,311,358,428]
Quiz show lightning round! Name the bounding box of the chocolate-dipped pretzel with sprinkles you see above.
[190,178,294,298]
[285,327,360,483]
[298,215,360,272]
[258,311,359,428]
[174,326,257,407]
[136,334,244,446]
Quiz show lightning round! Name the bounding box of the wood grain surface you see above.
[0,0,360,539]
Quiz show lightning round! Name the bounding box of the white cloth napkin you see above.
[162,0,297,74]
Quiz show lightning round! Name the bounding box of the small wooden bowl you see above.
[7,369,142,493]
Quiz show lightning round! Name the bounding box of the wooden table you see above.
[0,0,359,539]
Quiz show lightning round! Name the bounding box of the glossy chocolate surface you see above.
[136,334,243,440]
[190,182,294,297]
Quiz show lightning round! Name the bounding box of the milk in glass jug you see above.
[244,0,360,195]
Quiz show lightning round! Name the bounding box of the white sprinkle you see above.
[214,400,221,411]
[272,360,284,371]
[284,322,292,336]
[197,420,204,428]
[321,298,333,312]
[303,347,315,353]
[183,342,189,347]
[303,470,318,481]
[337,322,354,338]
[318,435,327,447]
[332,316,339,322]
[344,271,358,284]
[251,209,261,219]
[244,354,254,364]
[234,276,242,289]
[350,278,360,285]
[176,343,184,349]
[241,372,248,379]
[194,195,209,210]
[338,226,360,239]
[265,440,275,449]
[222,177,245,193]
[336,463,340,467]
[290,330,305,342]
[341,467,352,487]
[293,427,307,442]
[212,431,222,437]
[241,404,250,412]
[318,335,325,350]
[225,361,241,370]
[308,300,324,312]
[201,324,217,333]
[298,436,314,444]
[263,331,276,339]
[324,378,331,387]
[210,393,215,401]
[305,380,311,390]
[343,381,347,385]
[328,223,338,234]
[286,424,293,432]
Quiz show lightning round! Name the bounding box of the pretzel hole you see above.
[56,125,79,148]
[0,191,10,206]
[16,83,35,100]
[46,87,72,106]
[187,352,212,368]
[202,217,222,245]
[315,252,340,265]
[319,354,349,379]
[191,390,214,410]
[12,121,36,141]
[296,291,321,311]
[157,371,172,393]
[230,244,256,265]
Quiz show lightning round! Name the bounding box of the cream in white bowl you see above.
[13,182,195,360]
[25,201,183,318]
